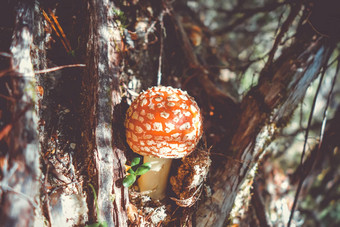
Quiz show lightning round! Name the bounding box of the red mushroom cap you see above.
[125,86,203,158]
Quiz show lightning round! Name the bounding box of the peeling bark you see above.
[0,1,41,226]
[85,0,128,226]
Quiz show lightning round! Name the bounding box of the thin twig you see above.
[287,58,339,227]
[287,66,327,227]
[265,2,301,68]
[157,12,165,86]
[42,9,70,53]
[0,93,16,102]
[318,61,339,149]
[34,64,86,74]
[43,161,52,227]
[0,68,14,78]
[0,52,12,58]
[48,9,72,52]
[299,66,326,166]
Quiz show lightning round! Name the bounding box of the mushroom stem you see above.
[137,156,173,200]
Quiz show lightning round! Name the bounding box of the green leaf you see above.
[84,221,108,227]
[123,174,136,187]
[85,223,101,227]
[135,163,151,176]
[131,157,141,167]
[88,183,100,220]
[141,162,151,168]
[127,168,135,174]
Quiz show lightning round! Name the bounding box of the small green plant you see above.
[123,157,151,187]
[112,9,128,28]
[85,184,108,227]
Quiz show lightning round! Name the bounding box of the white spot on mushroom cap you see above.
[174,110,184,121]
[160,147,171,154]
[184,130,196,141]
[132,111,139,120]
[127,108,133,117]
[180,103,188,109]
[144,123,151,130]
[160,112,170,119]
[147,140,156,146]
[183,111,191,117]
[179,95,188,100]
[141,98,148,106]
[135,126,143,133]
[132,145,140,152]
[171,133,180,138]
[165,122,175,133]
[147,113,155,120]
[138,116,144,122]
[129,123,134,130]
[153,122,163,131]
[155,136,163,140]
[173,137,182,142]
[177,147,185,152]
[140,109,146,115]
[190,105,198,113]
[192,114,200,125]
[173,109,181,115]
[132,133,138,142]
[155,97,163,102]
[197,120,202,132]
[143,135,152,139]
[167,95,179,102]
[148,99,155,110]
[169,144,179,149]
[167,102,175,107]
[179,122,191,130]
[157,102,164,108]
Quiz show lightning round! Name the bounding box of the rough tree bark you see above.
[0,1,41,226]
[84,0,128,225]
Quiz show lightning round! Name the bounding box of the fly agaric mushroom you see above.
[125,86,203,200]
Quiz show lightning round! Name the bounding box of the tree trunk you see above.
[84,0,128,225]
[0,1,41,226]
